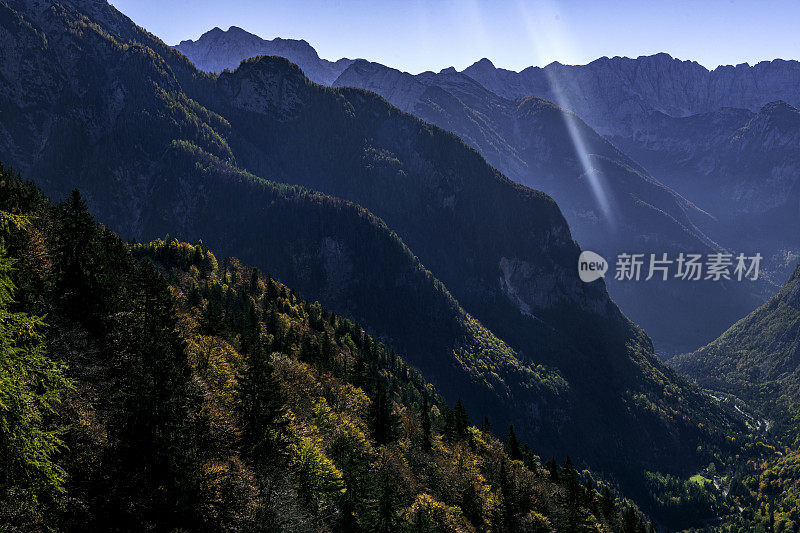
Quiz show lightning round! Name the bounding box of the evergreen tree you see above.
[55,189,96,321]
[505,425,522,461]
[546,456,559,482]
[112,261,201,526]
[201,282,225,335]
[622,506,642,533]
[453,399,469,439]
[600,485,616,519]
[372,464,400,533]
[420,396,432,451]
[498,459,518,532]
[249,267,260,294]
[371,380,397,446]
[238,292,287,469]
[562,456,581,530]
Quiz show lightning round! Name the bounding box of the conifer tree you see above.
[498,459,518,531]
[238,341,287,466]
[562,456,581,529]
[453,399,470,439]
[546,456,559,482]
[55,189,96,320]
[201,282,225,335]
[114,261,201,525]
[505,425,522,461]
[600,485,616,519]
[371,380,397,446]
[420,396,432,450]
[249,267,260,294]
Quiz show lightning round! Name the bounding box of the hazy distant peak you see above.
[467,57,495,71]
[175,26,353,84]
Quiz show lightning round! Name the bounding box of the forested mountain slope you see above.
[0,167,654,531]
[672,261,800,437]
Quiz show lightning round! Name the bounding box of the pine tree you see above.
[600,485,616,519]
[454,399,469,439]
[55,189,96,321]
[201,282,225,335]
[622,506,641,533]
[266,275,278,301]
[420,396,432,450]
[546,456,559,482]
[371,380,397,446]
[238,341,287,467]
[562,456,581,530]
[505,425,522,461]
[584,478,598,512]
[372,463,399,533]
[498,459,518,532]
[249,267,260,294]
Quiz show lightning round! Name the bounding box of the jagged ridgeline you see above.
[0,0,754,512]
[0,168,655,531]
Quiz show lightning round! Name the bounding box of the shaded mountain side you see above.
[173,28,782,354]
[329,59,771,354]
[0,0,749,492]
[0,168,650,531]
[671,261,800,439]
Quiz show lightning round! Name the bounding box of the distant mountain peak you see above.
[175,26,353,84]
[469,57,496,70]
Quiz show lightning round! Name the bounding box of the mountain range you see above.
[175,27,795,355]
[0,0,751,515]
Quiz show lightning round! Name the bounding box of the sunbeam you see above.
[514,0,617,230]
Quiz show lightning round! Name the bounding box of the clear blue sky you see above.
[109,0,800,74]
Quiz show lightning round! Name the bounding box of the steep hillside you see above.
[0,168,652,531]
[671,261,800,532]
[0,0,749,499]
[672,262,800,436]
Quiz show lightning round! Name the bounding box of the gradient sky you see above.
[109,0,800,74]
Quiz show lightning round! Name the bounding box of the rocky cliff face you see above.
[175,26,353,84]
